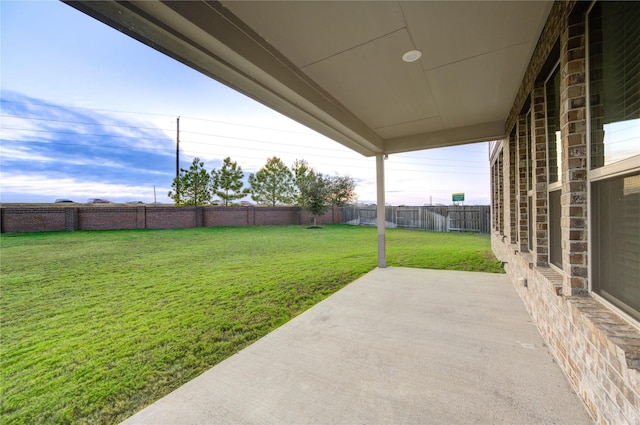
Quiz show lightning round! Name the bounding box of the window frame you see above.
[545,61,563,270]
[589,169,640,322]
[545,63,562,192]
[526,108,534,252]
[586,0,640,323]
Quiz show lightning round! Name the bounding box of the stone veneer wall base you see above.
[493,233,640,425]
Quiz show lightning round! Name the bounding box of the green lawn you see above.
[0,225,502,424]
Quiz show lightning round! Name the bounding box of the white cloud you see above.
[0,173,170,204]
[0,145,55,162]
[0,1,492,207]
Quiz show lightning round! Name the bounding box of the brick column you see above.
[195,207,204,228]
[64,207,78,231]
[136,206,146,229]
[517,114,529,252]
[507,132,517,244]
[532,82,549,267]
[560,11,588,295]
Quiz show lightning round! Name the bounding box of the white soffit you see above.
[67,1,553,156]
[426,42,536,129]
[403,1,552,70]
[222,1,552,153]
[302,28,439,129]
[220,1,407,68]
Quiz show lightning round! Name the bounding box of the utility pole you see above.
[176,116,180,179]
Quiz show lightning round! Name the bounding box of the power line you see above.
[1,126,171,143]
[1,101,490,162]
[0,100,318,136]
[0,112,364,155]
[1,139,488,176]
[0,139,174,153]
[1,124,489,168]
[1,135,489,174]
[1,99,184,120]
[0,114,174,133]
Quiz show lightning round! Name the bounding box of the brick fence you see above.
[0,205,343,233]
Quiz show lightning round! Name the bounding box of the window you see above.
[589,2,640,169]
[509,129,517,244]
[526,109,533,252]
[526,110,533,193]
[589,1,640,320]
[518,109,534,252]
[548,189,562,268]
[498,151,504,235]
[492,157,498,230]
[547,66,562,185]
[498,150,505,235]
[592,173,640,320]
[492,159,501,231]
[546,64,562,268]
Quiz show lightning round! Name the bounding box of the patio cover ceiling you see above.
[67,1,552,157]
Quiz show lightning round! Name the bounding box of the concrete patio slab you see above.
[121,267,592,424]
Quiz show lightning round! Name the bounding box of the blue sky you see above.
[1,1,491,205]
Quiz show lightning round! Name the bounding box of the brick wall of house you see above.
[560,5,589,297]
[491,1,640,424]
[0,205,343,233]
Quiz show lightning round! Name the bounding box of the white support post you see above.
[376,154,386,268]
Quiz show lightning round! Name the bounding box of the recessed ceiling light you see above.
[402,50,422,63]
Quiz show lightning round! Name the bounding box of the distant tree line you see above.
[168,156,356,223]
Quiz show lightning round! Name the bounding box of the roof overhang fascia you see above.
[65,0,385,157]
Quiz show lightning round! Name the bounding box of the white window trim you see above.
[589,155,640,182]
